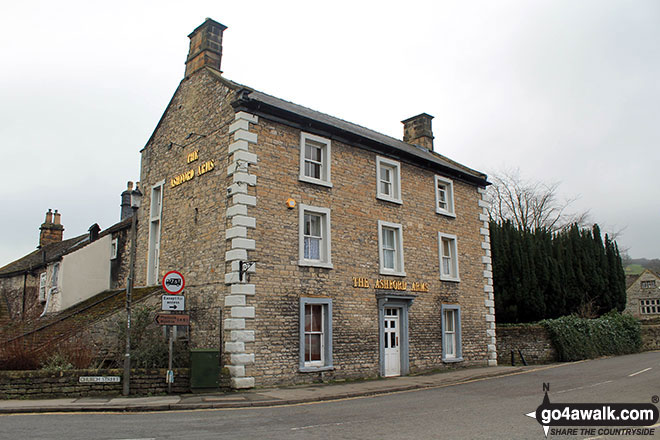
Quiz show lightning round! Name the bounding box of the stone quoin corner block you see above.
[223,110,259,389]
[479,188,498,366]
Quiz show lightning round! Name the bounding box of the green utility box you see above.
[190,349,220,389]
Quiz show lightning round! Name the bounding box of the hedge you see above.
[541,312,641,361]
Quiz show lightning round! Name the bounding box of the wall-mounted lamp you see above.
[286,198,296,209]
[239,260,256,282]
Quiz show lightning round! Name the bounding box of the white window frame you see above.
[299,132,332,187]
[441,304,463,362]
[299,297,333,372]
[435,175,455,217]
[641,299,660,315]
[298,204,333,268]
[376,156,402,204]
[438,232,460,282]
[110,238,118,260]
[378,220,406,277]
[147,180,164,285]
[39,272,47,303]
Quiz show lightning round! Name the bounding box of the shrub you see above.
[112,306,189,368]
[542,311,641,361]
[0,339,43,370]
[40,352,74,372]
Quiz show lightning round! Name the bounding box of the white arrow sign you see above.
[162,294,185,311]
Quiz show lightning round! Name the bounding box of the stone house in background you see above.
[0,189,135,322]
[625,269,660,318]
[134,18,496,389]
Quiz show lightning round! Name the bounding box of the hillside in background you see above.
[624,258,660,275]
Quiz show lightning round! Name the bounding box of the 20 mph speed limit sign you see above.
[162,270,185,294]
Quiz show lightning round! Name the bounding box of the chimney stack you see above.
[402,113,434,152]
[120,181,134,221]
[185,18,227,78]
[39,209,64,248]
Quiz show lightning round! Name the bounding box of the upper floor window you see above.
[298,204,333,268]
[376,156,402,204]
[435,175,455,217]
[299,132,332,187]
[378,220,405,277]
[110,238,118,260]
[641,280,656,289]
[439,233,460,282]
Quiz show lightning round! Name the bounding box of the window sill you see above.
[299,365,334,373]
[440,276,460,283]
[436,210,456,218]
[379,269,407,277]
[376,194,403,205]
[299,176,333,188]
[443,357,464,364]
[299,260,334,269]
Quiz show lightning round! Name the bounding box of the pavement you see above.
[0,365,535,414]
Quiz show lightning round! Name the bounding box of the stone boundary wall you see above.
[641,324,660,351]
[0,368,189,399]
[496,325,557,365]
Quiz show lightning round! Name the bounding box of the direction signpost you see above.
[159,270,186,394]
[155,313,190,326]
[162,295,185,311]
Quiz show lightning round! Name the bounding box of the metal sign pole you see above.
[168,325,174,394]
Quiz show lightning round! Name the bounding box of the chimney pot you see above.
[39,209,64,248]
[402,113,434,151]
[185,18,228,78]
[120,181,135,221]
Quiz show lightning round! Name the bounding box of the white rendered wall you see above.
[59,235,111,310]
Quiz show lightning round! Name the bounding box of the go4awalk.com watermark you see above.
[525,383,659,437]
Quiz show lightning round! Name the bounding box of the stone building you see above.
[135,18,496,389]
[0,200,133,322]
[625,269,660,318]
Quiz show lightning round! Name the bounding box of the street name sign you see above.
[162,294,185,311]
[156,313,190,326]
[79,376,120,383]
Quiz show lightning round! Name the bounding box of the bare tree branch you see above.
[486,168,590,232]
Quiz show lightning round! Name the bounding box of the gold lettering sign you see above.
[187,150,199,164]
[171,151,215,188]
[351,277,429,292]
[171,169,195,188]
[411,282,429,292]
[197,160,214,176]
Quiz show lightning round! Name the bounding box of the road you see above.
[3,352,660,440]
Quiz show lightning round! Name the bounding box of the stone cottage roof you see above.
[0,217,131,278]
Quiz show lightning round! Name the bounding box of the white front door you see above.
[384,308,401,377]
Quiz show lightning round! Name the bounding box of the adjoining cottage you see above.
[0,202,133,321]
[625,269,660,318]
[134,18,496,389]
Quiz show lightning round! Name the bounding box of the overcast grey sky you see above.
[1,0,658,266]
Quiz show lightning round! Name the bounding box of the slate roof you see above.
[0,217,131,278]
[205,69,489,187]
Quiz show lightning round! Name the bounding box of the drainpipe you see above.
[22,271,27,319]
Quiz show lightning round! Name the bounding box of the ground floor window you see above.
[641,299,660,315]
[299,297,333,371]
[442,305,463,362]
